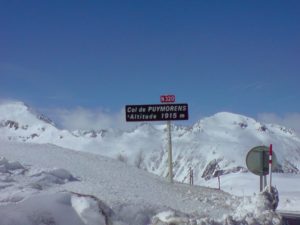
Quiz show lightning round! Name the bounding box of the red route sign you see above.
[160,95,175,103]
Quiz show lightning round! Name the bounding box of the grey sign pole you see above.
[246,145,278,192]
[125,99,189,184]
[260,175,263,192]
[167,120,173,183]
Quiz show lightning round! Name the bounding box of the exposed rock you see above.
[3,120,19,130]
[258,125,267,132]
[202,159,247,181]
[282,160,299,174]
[238,122,248,129]
[201,159,221,180]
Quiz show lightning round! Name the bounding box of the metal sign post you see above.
[260,175,263,192]
[269,144,273,192]
[161,95,175,183]
[246,145,277,192]
[125,95,189,184]
[167,120,173,183]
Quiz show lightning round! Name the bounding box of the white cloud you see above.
[257,113,300,133]
[0,98,19,104]
[53,107,135,131]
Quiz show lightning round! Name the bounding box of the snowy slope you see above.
[0,101,299,186]
[0,140,282,225]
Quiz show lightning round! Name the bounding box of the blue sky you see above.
[1,1,300,129]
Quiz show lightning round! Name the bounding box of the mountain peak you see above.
[212,112,254,122]
[0,101,30,119]
[0,101,54,126]
[193,111,257,130]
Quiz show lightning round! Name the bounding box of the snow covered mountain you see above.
[0,101,300,224]
[1,101,300,186]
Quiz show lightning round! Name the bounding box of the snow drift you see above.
[0,142,283,225]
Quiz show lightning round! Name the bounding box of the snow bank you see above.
[204,172,300,211]
[0,143,284,225]
[0,156,111,225]
[0,156,25,173]
[0,193,83,225]
[0,192,113,225]
[232,187,281,225]
[29,167,79,190]
[151,210,190,225]
[0,156,78,204]
[71,192,114,225]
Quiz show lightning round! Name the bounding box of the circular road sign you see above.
[246,146,278,176]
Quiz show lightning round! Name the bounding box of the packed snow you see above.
[204,172,300,212]
[0,141,282,224]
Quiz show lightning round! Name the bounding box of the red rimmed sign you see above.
[160,95,175,103]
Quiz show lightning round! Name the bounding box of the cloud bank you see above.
[53,107,135,131]
[258,113,300,134]
[56,108,300,134]
[29,104,300,134]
